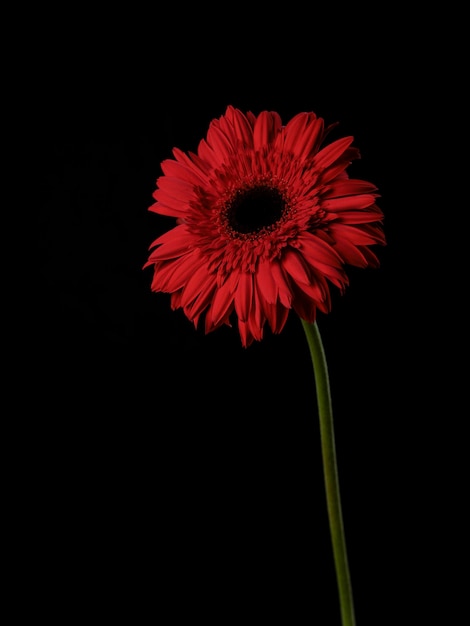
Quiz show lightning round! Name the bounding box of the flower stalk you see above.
[301,319,356,626]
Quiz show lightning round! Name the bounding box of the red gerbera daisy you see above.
[144,105,385,347]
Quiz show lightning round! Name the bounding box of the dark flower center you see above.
[227,185,286,234]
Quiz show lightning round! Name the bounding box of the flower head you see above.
[144,106,385,347]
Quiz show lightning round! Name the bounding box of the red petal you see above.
[322,194,377,211]
[173,147,211,177]
[149,194,187,217]
[150,255,197,292]
[197,138,221,169]
[332,238,370,267]
[146,232,193,261]
[253,111,282,150]
[284,113,324,160]
[297,233,343,267]
[318,162,353,185]
[322,179,378,197]
[157,176,195,202]
[313,136,355,170]
[291,285,317,320]
[237,320,252,348]
[282,249,312,284]
[295,272,331,311]
[252,280,265,337]
[330,223,384,246]
[299,116,324,159]
[247,313,263,342]
[334,209,384,224]
[180,262,212,307]
[211,277,238,326]
[234,272,253,322]
[161,158,208,187]
[148,200,186,217]
[283,113,308,153]
[206,123,234,161]
[225,106,255,147]
[151,223,189,245]
[358,246,381,267]
[270,261,292,308]
[264,301,289,334]
[256,260,277,304]
[184,275,217,320]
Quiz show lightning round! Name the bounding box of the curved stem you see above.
[301,319,356,626]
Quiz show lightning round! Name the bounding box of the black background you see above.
[17,6,461,625]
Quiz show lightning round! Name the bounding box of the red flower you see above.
[144,106,385,347]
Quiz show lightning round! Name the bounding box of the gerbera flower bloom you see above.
[144,105,385,347]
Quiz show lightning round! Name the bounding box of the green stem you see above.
[301,319,356,626]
